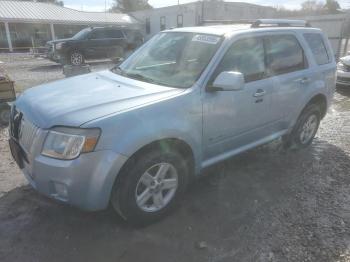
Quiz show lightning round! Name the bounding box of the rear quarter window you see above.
[303,33,331,65]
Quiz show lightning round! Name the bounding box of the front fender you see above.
[83,89,203,173]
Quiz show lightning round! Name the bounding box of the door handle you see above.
[253,89,266,97]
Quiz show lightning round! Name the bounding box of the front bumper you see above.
[336,70,350,86]
[45,51,62,63]
[11,136,128,211]
[44,45,63,63]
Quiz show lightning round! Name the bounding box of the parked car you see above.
[10,20,336,225]
[336,55,350,86]
[46,27,144,66]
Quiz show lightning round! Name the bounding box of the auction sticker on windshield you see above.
[192,35,221,45]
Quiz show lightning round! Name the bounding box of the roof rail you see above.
[251,19,311,28]
[202,19,311,28]
[202,19,254,25]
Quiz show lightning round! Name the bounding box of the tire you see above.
[69,51,84,66]
[0,104,11,127]
[111,149,189,226]
[283,104,321,150]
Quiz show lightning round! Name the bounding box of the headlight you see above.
[55,42,64,50]
[42,127,101,160]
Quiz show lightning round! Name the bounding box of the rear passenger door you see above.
[303,32,336,96]
[264,34,310,127]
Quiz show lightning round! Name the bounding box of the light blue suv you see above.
[9,20,336,224]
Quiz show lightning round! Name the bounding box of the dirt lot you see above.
[1,54,350,262]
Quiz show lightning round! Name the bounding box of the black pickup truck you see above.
[46,27,144,65]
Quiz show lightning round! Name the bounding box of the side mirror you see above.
[208,71,244,92]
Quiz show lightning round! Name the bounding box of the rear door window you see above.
[264,35,307,76]
[304,33,330,65]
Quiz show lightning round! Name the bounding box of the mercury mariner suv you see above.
[9,20,336,224]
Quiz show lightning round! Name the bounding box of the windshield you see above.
[72,28,92,40]
[114,32,222,88]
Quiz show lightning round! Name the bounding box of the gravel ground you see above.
[1,54,350,262]
[0,53,115,92]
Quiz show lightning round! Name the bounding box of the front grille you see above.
[19,118,39,153]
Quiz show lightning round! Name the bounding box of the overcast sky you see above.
[64,0,350,12]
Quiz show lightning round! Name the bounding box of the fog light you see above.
[52,182,68,200]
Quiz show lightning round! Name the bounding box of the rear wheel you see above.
[111,149,189,225]
[0,104,11,126]
[283,104,321,149]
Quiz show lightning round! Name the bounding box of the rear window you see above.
[304,33,331,65]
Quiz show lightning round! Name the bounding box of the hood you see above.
[340,55,350,66]
[15,70,184,128]
[47,38,74,45]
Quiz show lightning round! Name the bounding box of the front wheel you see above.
[111,149,189,225]
[69,51,84,66]
[283,104,321,149]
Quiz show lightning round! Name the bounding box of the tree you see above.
[324,0,341,11]
[301,0,323,11]
[110,0,152,13]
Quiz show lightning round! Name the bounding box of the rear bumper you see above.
[20,149,128,211]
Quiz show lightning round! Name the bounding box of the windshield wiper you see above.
[111,69,174,87]
[111,67,155,84]
[124,73,157,84]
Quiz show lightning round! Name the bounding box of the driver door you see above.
[203,36,275,161]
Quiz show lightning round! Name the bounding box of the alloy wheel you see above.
[299,114,318,144]
[71,52,83,65]
[135,162,178,212]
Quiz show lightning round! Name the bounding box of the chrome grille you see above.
[19,118,39,153]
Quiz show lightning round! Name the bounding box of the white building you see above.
[131,1,277,38]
